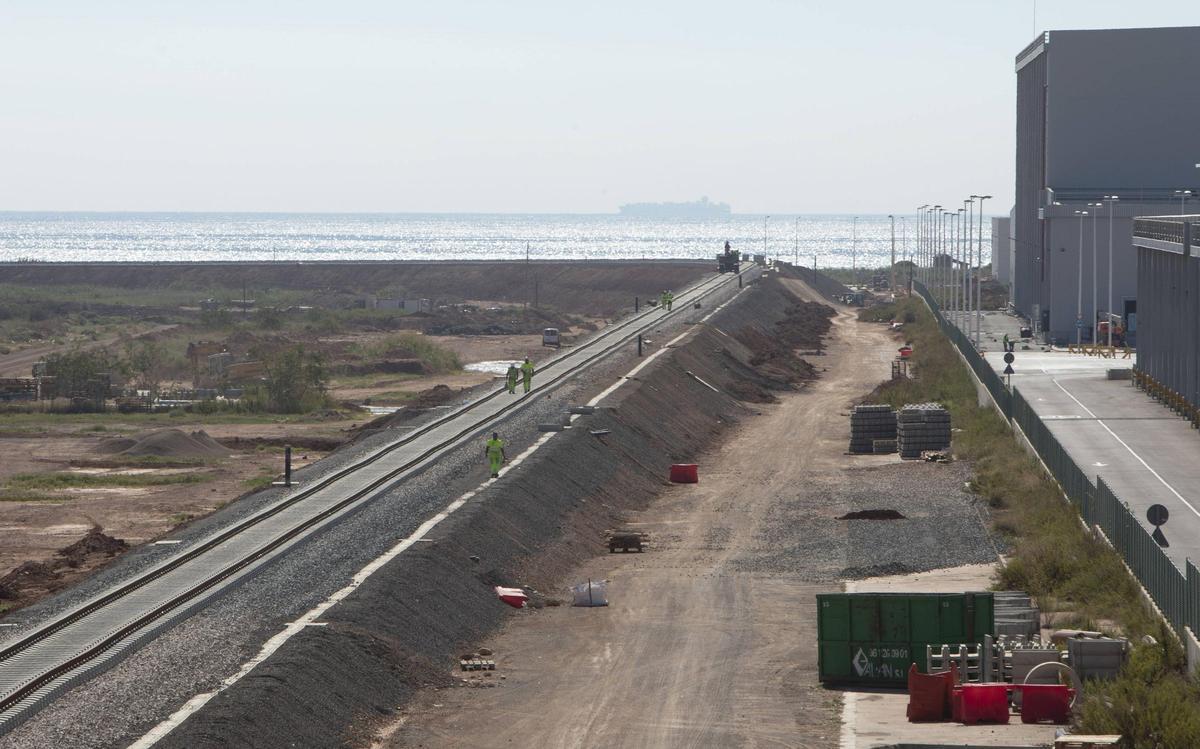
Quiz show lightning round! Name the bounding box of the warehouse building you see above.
[1133,216,1200,413]
[1013,25,1200,344]
[991,214,1012,286]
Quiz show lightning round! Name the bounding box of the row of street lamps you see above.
[915,198,990,346]
[1052,197,1120,347]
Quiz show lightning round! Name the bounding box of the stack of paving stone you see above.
[897,403,951,459]
[849,404,897,454]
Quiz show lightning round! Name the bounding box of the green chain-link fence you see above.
[913,281,1197,642]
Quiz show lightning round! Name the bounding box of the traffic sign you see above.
[1003,364,1015,375]
[1148,503,1170,548]
[1075,319,1084,328]
[1003,352,1015,364]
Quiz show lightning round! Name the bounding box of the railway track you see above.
[0,265,755,733]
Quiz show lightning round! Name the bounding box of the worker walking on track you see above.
[520,357,535,393]
[505,362,519,394]
[666,289,674,311]
[485,431,506,478]
[660,289,673,312]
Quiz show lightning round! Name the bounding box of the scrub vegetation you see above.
[866,296,1200,746]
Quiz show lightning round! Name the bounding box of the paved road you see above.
[961,311,1200,569]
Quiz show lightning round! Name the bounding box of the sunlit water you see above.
[0,212,991,268]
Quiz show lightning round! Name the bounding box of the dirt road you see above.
[0,324,177,378]
[384,279,896,748]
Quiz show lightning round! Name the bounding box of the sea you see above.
[0,212,990,268]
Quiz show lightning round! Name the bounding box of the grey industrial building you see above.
[1013,25,1200,344]
[991,214,1012,287]
[1133,216,1200,413]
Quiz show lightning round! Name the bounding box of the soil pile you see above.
[57,527,130,568]
[96,429,229,459]
[0,526,130,605]
[776,264,854,300]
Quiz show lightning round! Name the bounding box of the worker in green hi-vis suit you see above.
[485,432,506,478]
[520,357,535,394]
[505,362,519,394]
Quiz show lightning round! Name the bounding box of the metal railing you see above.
[914,281,1199,643]
[1133,217,1189,245]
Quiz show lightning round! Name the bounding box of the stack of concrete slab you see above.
[994,591,1040,639]
[849,404,897,454]
[897,403,951,459]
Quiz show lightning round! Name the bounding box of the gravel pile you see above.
[897,403,951,459]
[733,462,999,581]
[849,404,897,454]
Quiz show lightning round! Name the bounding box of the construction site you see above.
[0,253,1175,749]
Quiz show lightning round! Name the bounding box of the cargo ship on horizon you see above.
[617,196,731,218]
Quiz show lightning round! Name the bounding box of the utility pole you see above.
[764,215,770,259]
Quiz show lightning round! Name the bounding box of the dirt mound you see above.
[56,527,130,568]
[838,509,907,520]
[0,526,131,607]
[96,429,229,459]
[0,561,58,600]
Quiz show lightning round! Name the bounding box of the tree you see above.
[260,346,328,413]
[42,348,118,401]
[124,339,169,397]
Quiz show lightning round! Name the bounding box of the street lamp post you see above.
[965,198,975,333]
[971,195,990,346]
[1104,195,1119,348]
[918,206,928,287]
[1176,190,1193,216]
[1089,202,1102,343]
[1075,209,1088,345]
[764,215,770,258]
[852,216,858,285]
[794,216,800,267]
[889,214,896,297]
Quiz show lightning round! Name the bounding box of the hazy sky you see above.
[2,2,1198,214]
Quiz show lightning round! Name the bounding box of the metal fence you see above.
[913,282,1012,418]
[913,281,1199,642]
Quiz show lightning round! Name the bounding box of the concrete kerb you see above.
[913,293,1200,671]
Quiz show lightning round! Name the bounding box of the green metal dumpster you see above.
[817,592,994,685]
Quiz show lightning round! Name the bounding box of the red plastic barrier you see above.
[1018,684,1073,724]
[494,586,528,609]
[958,683,1009,725]
[906,664,955,721]
[670,464,699,483]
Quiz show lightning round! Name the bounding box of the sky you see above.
[1,1,1198,214]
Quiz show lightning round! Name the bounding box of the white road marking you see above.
[129,275,752,748]
[1051,378,1200,519]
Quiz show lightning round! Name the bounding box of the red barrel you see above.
[670,464,699,483]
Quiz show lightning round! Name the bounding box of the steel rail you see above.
[0,266,751,723]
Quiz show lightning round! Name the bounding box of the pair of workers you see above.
[504,357,535,394]
[660,289,674,311]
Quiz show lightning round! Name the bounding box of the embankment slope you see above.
[157,274,831,748]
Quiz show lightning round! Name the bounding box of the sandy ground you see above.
[0,430,325,585]
[383,278,895,748]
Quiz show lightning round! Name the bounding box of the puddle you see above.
[464,360,520,376]
[363,405,403,416]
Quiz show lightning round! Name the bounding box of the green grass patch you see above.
[351,333,461,373]
[242,469,278,492]
[6,471,212,490]
[0,490,69,503]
